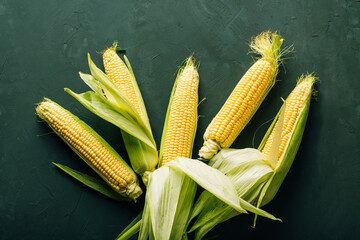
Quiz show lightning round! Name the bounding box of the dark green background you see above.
[1,0,359,239]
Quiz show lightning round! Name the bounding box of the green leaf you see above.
[187,149,274,238]
[260,97,312,207]
[115,212,142,240]
[87,54,141,121]
[78,72,102,95]
[168,158,279,221]
[53,162,127,201]
[194,206,237,240]
[254,76,315,226]
[139,167,197,240]
[121,131,158,175]
[123,55,152,130]
[213,150,273,197]
[65,89,156,150]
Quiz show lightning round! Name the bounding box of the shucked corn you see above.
[199,31,284,159]
[160,56,199,166]
[36,98,142,201]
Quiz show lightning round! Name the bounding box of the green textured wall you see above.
[1,0,359,239]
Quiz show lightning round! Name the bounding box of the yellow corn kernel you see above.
[161,57,199,166]
[199,31,284,159]
[36,99,142,201]
[208,59,274,147]
[262,75,316,160]
[103,43,142,117]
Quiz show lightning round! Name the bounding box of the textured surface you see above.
[0,0,359,239]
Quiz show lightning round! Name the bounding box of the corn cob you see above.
[36,98,142,201]
[254,74,316,209]
[261,74,316,165]
[199,31,284,159]
[160,56,199,166]
[103,42,146,119]
[102,42,158,174]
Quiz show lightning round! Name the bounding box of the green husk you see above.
[67,53,158,175]
[122,53,152,130]
[174,148,275,239]
[187,147,280,239]
[121,131,158,175]
[87,54,145,127]
[253,75,316,226]
[53,162,128,201]
[120,52,158,174]
[138,167,197,240]
[168,157,279,221]
[130,56,199,239]
[36,98,142,202]
[65,89,155,149]
[184,112,284,239]
[115,212,142,240]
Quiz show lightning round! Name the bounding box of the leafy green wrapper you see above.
[66,54,158,175]
[138,167,197,239]
[53,163,127,202]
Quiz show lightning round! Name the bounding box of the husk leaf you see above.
[121,131,158,175]
[138,167,197,240]
[253,75,316,226]
[65,89,155,150]
[122,54,152,130]
[120,54,159,174]
[187,149,274,239]
[168,157,279,221]
[53,162,128,202]
[115,212,142,240]
[70,54,158,174]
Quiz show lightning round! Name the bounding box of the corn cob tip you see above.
[100,41,119,55]
[249,31,286,69]
[110,40,119,50]
[297,73,317,87]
